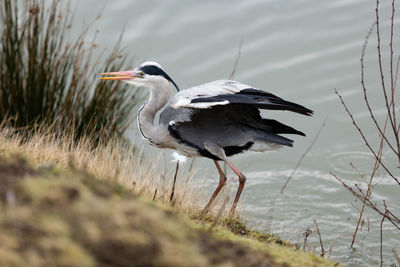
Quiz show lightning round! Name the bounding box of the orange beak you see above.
[98,71,138,80]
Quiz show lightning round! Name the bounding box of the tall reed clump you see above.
[0,0,141,143]
[334,0,400,265]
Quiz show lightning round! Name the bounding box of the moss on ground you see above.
[0,155,338,266]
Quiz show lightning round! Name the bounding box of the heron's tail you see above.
[260,118,305,136]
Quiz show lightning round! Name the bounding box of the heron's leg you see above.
[203,160,227,212]
[226,160,246,214]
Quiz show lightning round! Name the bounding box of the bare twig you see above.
[335,89,400,185]
[281,116,327,193]
[153,188,157,201]
[393,248,400,264]
[394,56,400,90]
[303,228,312,251]
[350,113,388,248]
[169,162,179,202]
[376,0,397,142]
[314,220,325,257]
[331,172,400,230]
[380,210,388,267]
[327,242,333,258]
[229,40,243,80]
[188,158,195,173]
[349,162,365,179]
[390,1,397,136]
[360,22,398,156]
[386,208,400,224]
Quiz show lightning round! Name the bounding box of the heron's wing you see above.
[160,104,300,160]
[170,80,313,116]
[161,80,312,159]
[160,102,305,145]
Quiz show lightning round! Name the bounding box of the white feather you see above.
[250,141,283,152]
[139,61,164,70]
[172,100,229,109]
[169,80,253,110]
[170,98,191,109]
[171,152,187,163]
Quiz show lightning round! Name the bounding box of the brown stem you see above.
[170,162,179,202]
[331,172,400,230]
[229,39,243,80]
[335,89,400,185]
[390,0,399,159]
[303,228,312,251]
[314,220,325,257]
[380,210,388,267]
[281,116,327,193]
[360,22,399,156]
[376,0,397,138]
[350,111,388,248]
[393,248,400,264]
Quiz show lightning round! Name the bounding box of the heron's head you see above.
[99,61,179,91]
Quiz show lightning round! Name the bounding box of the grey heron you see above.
[100,61,313,214]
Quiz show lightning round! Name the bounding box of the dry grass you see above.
[0,125,208,217]
[0,155,283,267]
[0,125,339,266]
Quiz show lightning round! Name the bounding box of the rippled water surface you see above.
[73,1,400,265]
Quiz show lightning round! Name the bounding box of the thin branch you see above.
[349,162,365,179]
[335,89,400,185]
[360,21,398,156]
[376,0,397,138]
[393,248,400,264]
[188,158,195,173]
[153,188,157,201]
[350,111,388,248]
[303,228,312,251]
[383,200,400,224]
[331,172,400,230]
[380,210,388,267]
[386,208,400,224]
[169,162,179,202]
[394,56,400,89]
[281,116,327,193]
[229,40,243,80]
[314,220,325,257]
[390,0,398,154]
[327,242,333,259]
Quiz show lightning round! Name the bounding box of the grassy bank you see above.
[0,128,338,266]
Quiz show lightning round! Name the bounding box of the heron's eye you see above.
[139,71,145,77]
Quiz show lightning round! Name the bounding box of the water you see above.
[72,0,400,265]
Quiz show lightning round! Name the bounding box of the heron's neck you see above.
[138,82,171,144]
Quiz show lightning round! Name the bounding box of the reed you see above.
[0,0,141,143]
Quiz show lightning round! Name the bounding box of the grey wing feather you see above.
[169,80,248,109]
[159,106,193,126]
[170,79,313,116]
[161,80,245,125]
[160,104,298,160]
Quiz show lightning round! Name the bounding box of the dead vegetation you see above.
[0,156,277,267]
[333,0,400,265]
[0,124,339,266]
[0,148,338,266]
